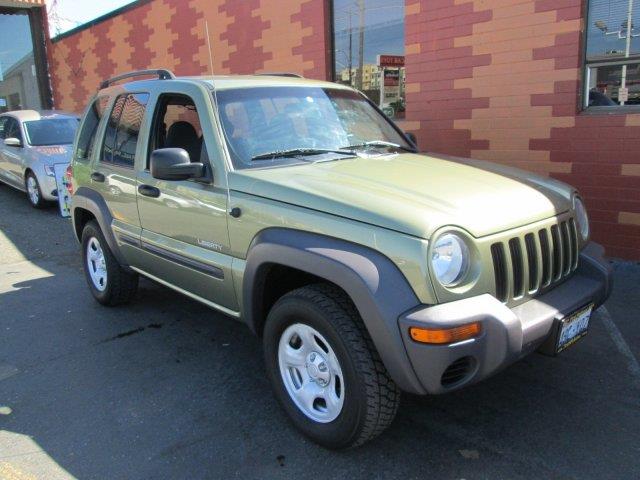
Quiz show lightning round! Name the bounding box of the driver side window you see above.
[148,94,204,168]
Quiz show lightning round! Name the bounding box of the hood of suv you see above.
[229,153,574,239]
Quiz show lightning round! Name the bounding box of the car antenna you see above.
[205,20,215,77]
[204,20,233,211]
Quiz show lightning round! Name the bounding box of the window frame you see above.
[582,0,640,112]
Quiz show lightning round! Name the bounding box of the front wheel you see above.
[25,172,45,208]
[263,284,401,449]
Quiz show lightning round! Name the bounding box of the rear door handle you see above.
[90,172,105,183]
[138,184,161,198]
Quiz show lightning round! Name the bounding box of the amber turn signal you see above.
[409,322,482,344]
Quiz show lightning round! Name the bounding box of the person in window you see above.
[589,89,617,107]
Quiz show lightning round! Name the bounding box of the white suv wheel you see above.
[278,322,345,423]
[86,237,107,291]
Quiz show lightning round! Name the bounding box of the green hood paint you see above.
[229,153,573,239]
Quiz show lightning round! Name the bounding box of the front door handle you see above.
[138,184,161,198]
[90,172,105,183]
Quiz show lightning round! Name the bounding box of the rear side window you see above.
[102,93,149,168]
[75,96,110,161]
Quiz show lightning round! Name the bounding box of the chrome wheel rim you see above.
[86,237,107,291]
[278,323,345,423]
[26,176,39,205]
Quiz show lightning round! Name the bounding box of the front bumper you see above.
[399,242,612,394]
[40,173,59,201]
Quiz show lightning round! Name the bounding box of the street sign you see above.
[618,87,629,103]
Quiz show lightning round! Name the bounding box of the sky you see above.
[47,0,136,37]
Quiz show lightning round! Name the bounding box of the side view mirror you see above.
[4,137,22,147]
[150,148,205,181]
[404,132,418,149]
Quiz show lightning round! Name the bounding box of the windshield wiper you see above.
[251,148,355,161]
[341,140,416,152]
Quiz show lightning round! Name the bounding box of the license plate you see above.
[556,304,593,353]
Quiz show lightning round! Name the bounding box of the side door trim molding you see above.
[114,228,225,280]
[140,240,225,280]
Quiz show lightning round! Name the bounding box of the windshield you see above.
[216,86,413,169]
[24,118,78,146]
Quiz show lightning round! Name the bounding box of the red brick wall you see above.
[405,0,640,260]
[47,0,639,259]
[47,0,330,114]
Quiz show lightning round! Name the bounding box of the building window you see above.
[332,0,405,119]
[0,11,43,112]
[586,0,640,107]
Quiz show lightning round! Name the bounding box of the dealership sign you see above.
[377,55,404,114]
[377,54,405,68]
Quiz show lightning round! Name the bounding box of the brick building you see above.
[22,0,640,259]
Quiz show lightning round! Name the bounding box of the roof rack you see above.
[100,69,176,89]
[256,72,303,78]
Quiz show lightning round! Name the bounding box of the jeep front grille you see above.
[491,217,579,303]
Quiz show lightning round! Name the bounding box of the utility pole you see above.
[348,11,353,86]
[356,0,365,91]
[620,0,634,105]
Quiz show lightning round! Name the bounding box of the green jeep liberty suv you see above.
[69,70,612,449]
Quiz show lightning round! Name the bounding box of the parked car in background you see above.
[70,70,612,449]
[0,110,79,208]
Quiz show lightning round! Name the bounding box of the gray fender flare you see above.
[243,228,426,394]
[71,186,130,268]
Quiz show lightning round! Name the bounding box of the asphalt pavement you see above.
[1,184,639,480]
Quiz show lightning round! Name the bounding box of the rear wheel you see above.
[25,172,45,208]
[81,220,138,305]
[263,283,401,449]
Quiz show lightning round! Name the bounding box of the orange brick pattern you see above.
[48,0,329,113]
[405,0,640,260]
[7,0,44,5]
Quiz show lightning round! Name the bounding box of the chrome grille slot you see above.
[508,238,524,298]
[538,229,552,287]
[491,243,508,302]
[550,224,562,281]
[569,218,579,270]
[525,233,538,292]
[560,221,572,275]
[490,215,579,305]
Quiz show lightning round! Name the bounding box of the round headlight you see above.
[574,198,589,241]
[431,233,470,287]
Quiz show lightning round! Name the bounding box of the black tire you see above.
[25,172,46,209]
[81,220,138,306]
[263,283,400,449]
